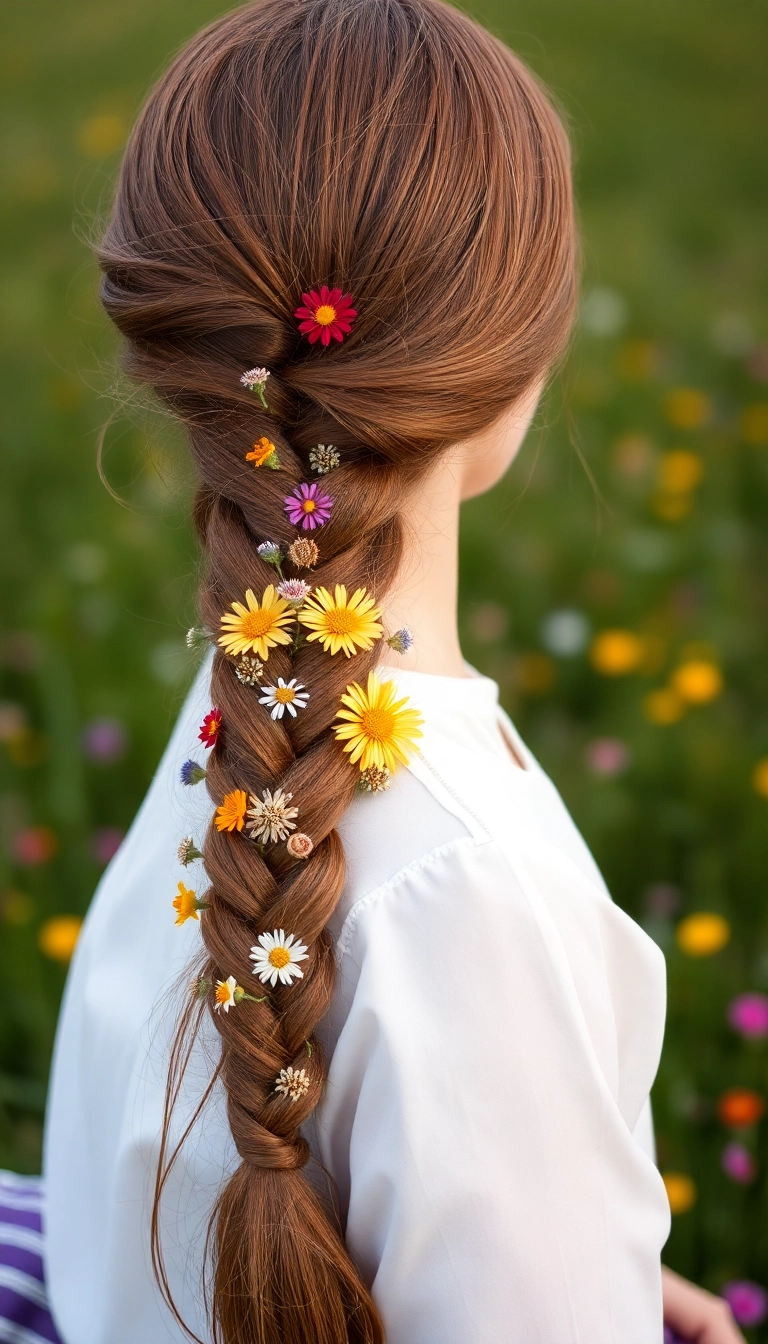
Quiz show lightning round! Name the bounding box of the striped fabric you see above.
[0,1172,62,1344]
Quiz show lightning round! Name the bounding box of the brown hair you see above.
[99,1,576,1340]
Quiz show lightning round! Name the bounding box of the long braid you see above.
[98,0,577,1340]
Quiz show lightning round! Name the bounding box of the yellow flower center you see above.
[360,706,395,741]
[215,983,230,1005]
[301,498,316,513]
[242,608,276,638]
[269,947,291,968]
[325,607,359,634]
[275,686,296,704]
[314,304,337,325]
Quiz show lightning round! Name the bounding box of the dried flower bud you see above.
[288,537,319,570]
[309,444,340,474]
[286,832,314,860]
[234,655,264,686]
[359,765,392,793]
[186,626,213,650]
[177,836,203,866]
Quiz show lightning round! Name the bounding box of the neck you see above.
[377,456,468,679]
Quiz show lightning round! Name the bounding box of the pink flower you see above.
[721,1281,768,1327]
[284,483,333,531]
[82,717,127,763]
[13,826,58,866]
[294,286,357,346]
[91,827,125,866]
[728,992,768,1039]
[721,1141,756,1184]
[585,737,631,776]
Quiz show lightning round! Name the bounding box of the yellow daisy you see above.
[298,585,383,657]
[218,586,295,660]
[214,788,248,833]
[334,672,423,773]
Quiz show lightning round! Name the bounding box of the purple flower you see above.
[284,482,333,531]
[180,759,206,786]
[82,717,127,763]
[585,737,631,777]
[728,992,768,1039]
[721,1141,756,1184]
[386,627,414,655]
[91,827,125,865]
[721,1281,768,1327]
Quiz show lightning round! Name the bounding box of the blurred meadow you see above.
[2,0,768,1331]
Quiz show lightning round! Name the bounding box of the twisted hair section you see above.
[98,1,576,1341]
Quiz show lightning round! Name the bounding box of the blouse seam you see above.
[409,746,490,838]
[335,834,479,963]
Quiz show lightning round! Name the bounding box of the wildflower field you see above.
[1,0,767,1332]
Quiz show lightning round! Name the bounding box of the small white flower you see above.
[275,1066,311,1101]
[240,367,270,390]
[214,975,239,1012]
[250,929,309,986]
[246,787,299,842]
[258,678,310,720]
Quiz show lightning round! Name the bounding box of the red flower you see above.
[295,286,357,346]
[198,708,222,750]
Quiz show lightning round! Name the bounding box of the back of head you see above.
[99,1,576,1340]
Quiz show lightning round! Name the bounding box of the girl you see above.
[11,0,743,1340]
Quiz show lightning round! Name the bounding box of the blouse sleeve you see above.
[315,836,670,1344]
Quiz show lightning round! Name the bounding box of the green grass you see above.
[1,0,767,1328]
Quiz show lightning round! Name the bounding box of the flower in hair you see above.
[286,832,313,860]
[284,482,333,531]
[198,708,222,750]
[295,286,357,346]
[299,585,383,658]
[335,672,424,773]
[359,765,392,793]
[246,787,299,843]
[191,976,211,999]
[214,976,266,1011]
[240,367,270,409]
[214,975,239,1012]
[173,881,209,925]
[180,758,206,786]
[177,836,203,866]
[275,1066,311,1101]
[234,654,264,686]
[215,789,248,833]
[288,537,319,570]
[257,540,282,566]
[251,929,309,985]
[386,627,414,655]
[259,677,309,720]
[219,586,295,660]
[186,626,213,650]
[277,578,311,608]
[246,437,280,470]
[309,444,340,475]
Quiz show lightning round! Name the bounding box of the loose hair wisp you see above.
[98,1,577,1340]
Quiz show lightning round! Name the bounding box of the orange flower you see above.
[590,629,644,676]
[718,1089,765,1128]
[662,1172,697,1215]
[246,437,279,469]
[215,789,248,833]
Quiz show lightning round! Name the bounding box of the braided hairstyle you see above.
[99,1,576,1340]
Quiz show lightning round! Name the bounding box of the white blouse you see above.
[44,655,670,1344]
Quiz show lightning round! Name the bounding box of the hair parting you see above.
[99,2,576,1340]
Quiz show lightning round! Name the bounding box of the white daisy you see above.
[250,929,309,985]
[275,1066,311,1101]
[214,975,239,1012]
[246,787,299,843]
[258,677,310,720]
